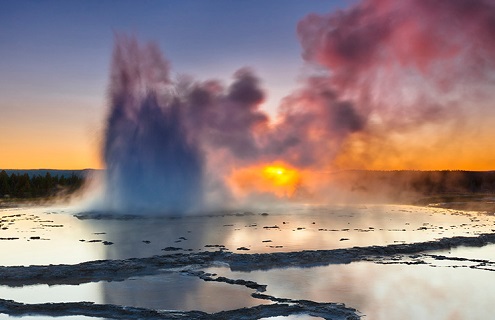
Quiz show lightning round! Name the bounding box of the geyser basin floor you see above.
[1,204,494,266]
[2,203,495,319]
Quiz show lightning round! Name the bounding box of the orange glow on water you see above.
[230,162,302,198]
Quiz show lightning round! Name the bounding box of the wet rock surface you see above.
[224,232,495,271]
[368,252,495,272]
[3,232,495,286]
[0,297,359,320]
[0,298,208,319]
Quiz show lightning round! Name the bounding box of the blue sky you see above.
[1,1,350,110]
[0,0,350,168]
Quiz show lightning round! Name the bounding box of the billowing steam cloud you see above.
[98,0,495,213]
[296,0,495,168]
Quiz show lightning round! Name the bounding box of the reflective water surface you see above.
[0,272,267,314]
[1,204,493,266]
[1,204,495,319]
[205,254,495,320]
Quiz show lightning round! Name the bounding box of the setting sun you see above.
[262,165,299,188]
[230,162,302,198]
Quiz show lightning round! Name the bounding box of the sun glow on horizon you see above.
[229,162,302,198]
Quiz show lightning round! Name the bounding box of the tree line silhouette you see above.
[330,170,495,203]
[0,170,83,198]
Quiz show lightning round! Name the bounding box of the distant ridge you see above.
[326,170,495,202]
[1,169,99,178]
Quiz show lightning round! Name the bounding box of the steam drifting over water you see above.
[94,0,495,214]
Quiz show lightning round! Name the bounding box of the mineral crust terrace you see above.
[2,232,495,286]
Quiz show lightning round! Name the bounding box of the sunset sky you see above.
[1,0,495,171]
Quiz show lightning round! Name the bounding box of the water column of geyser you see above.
[102,37,204,214]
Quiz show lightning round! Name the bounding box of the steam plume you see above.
[96,0,495,212]
[103,37,204,213]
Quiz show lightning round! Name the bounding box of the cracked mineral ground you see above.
[2,203,495,319]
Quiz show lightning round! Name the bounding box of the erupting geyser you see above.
[95,0,495,214]
[98,36,274,214]
[103,37,204,213]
